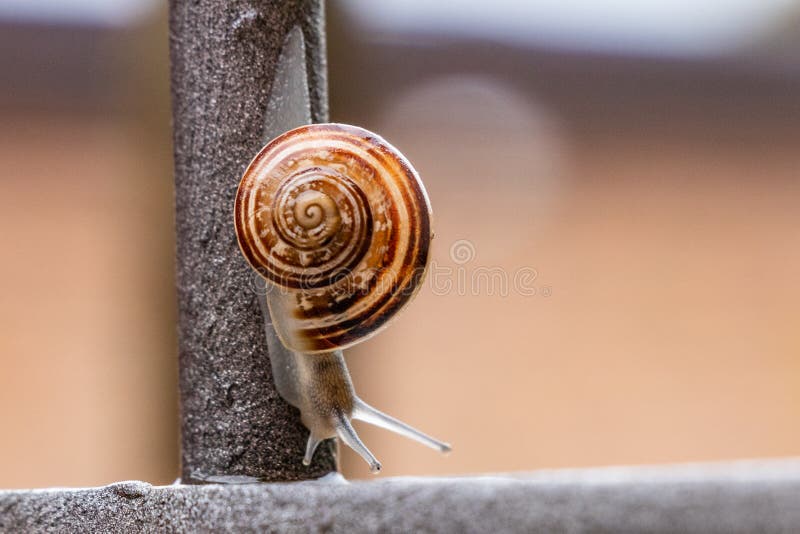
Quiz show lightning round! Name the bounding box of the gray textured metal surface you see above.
[2,460,799,533]
[168,0,335,482]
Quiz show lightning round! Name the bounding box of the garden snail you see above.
[234,123,451,472]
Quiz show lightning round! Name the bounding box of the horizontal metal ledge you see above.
[2,459,799,533]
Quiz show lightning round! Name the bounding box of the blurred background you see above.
[1,0,799,488]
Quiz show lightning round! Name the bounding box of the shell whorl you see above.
[235,123,433,353]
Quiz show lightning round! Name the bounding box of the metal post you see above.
[168,0,335,483]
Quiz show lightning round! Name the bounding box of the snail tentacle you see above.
[353,398,452,454]
[302,434,323,466]
[334,412,381,473]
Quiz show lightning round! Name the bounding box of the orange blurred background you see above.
[1,1,799,488]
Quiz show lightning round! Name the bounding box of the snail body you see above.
[235,123,450,472]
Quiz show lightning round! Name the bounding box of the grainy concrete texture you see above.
[1,460,799,533]
[169,0,335,482]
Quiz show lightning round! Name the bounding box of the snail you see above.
[234,123,450,473]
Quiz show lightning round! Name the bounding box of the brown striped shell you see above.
[234,123,433,354]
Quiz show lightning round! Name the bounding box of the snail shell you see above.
[235,123,433,354]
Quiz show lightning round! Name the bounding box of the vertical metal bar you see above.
[168,0,335,483]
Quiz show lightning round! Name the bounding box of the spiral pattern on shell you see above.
[235,123,433,353]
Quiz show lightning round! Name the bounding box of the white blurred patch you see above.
[374,75,568,248]
[0,0,159,26]
[341,0,800,57]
